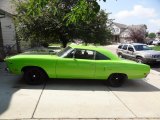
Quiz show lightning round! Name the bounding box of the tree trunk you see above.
[0,22,5,60]
[15,33,21,53]
[60,35,69,48]
[62,40,67,48]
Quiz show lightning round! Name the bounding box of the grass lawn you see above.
[151,46,160,51]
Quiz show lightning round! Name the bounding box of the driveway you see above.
[0,45,160,120]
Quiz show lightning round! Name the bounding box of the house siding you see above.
[0,15,16,47]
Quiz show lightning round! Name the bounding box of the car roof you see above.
[120,43,145,46]
[131,43,145,45]
[69,45,103,51]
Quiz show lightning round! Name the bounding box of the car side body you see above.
[5,45,150,87]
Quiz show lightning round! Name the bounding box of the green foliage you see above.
[148,32,156,39]
[13,0,112,48]
[75,10,112,45]
[151,46,160,51]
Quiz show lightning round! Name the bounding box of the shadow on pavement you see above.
[109,79,160,92]
[44,78,160,92]
[0,62,160,117]
[150,62,160,72]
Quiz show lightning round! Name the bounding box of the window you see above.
[65,50,75,58]
[128,45,134,51]
[74,49,95,60]
[134,45,151,51]
[57,46,72,57]
[118,45,123,49]
[95,52,110,60]
[122,45,128,50]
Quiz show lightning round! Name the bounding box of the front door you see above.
[56,49,96,79]
[126,45,135,60]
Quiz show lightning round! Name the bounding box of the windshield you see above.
[57,46,73,57]
[134,45,152,51]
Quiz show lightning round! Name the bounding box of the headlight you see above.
[152,55,160,58]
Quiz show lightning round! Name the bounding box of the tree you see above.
[75,10,112,45]
[128,25,147,43]
[148,32,156,39]
[13,0,112,47]
[24,0,106,25]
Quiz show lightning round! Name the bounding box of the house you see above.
[110,22,147,43]
[110,22,127,43]
[0,0,18,59]
[156,31,160,40]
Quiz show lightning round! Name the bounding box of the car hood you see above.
[135,50,160,55]
[5,54,59,61]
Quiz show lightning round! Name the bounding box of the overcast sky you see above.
[98,0,160,33]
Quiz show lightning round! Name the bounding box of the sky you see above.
[98,0,160,33]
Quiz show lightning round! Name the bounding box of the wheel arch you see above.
[21,66,49,78]
[107,73,128,80]
[136,55,143,58]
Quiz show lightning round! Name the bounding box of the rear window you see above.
[118,45,123,49]
[122,45,128,50]
[95,52,110,60]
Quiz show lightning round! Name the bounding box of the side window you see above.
[65,50,75,58]
[95,52,110,60]
[122,45,128,50]
[118,45,123,49]
[75,49,95,60]
[128,45,134,51]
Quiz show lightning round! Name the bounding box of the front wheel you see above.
[136,57,144,63]
[23,67,48,85]
[107,74,127,87]
[118,53,123,58]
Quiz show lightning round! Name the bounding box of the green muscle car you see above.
[5,45,150,87]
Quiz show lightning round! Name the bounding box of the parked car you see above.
[146,39,154,45]
[117,43,160,63]
[152,40,160,45]
[5,45,150,87]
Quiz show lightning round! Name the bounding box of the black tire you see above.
[23,67,48,85]
[118,53,123,58]
[136,57,144,63]
[107,74,126,87]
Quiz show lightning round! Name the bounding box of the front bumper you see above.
[144,58,160,63]
[5,67,9,72]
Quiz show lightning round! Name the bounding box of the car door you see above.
[94,51,111,79]
[121,45,128,58]
[126,45,135,60]
[56,49,96,79]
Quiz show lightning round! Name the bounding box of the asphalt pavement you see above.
[0,45,160,120]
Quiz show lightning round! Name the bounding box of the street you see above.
[0,45,160,120]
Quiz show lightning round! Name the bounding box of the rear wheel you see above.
[107,74,126,87]
[23,67,48,85]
